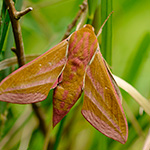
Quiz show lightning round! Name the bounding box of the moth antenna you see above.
[97,11,114,37]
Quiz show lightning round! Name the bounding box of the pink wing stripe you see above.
[0,58,66,93]
[0,40,67,85]
[85,65,105,99]
[0,93,46,104]
[82,51,128,144]
[0,40,68,103]
[2,77,55,93]
[82,110,125,143]
[84,89,122,133]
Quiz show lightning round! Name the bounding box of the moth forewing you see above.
[0,40,69,103]
[82,51,128,144]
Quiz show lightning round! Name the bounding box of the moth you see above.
[0,24,128,144]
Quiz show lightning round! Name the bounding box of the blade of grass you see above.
[3,25,14,76]
[0,0,23,53]
[87,0,99,24]
[0,106,33,149]
[53,116,66,150]
[92,0,113,148]
[0,18,14,138]
[143,129,150,150]
[0,1,3,15]
[0,0,7,35]
[101,0,112,65]
[0,54,40,71]
[123,33,150,84]
[92,0,101,34]
[123,100,144,137]
[90,131,107,150]
[0,1,11,53]
[18,116,37,150]
[113,74,150,116]
[0,25,14,123]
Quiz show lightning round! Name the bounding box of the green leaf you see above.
[0,1,10,53]
[101,0,112,65]
[123,33,150,84]
[113,75,150,116]
[54,116,66,150]
[87,0,99,24]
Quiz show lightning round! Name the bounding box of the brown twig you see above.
[32,103,47,136]
[15,7,33,20]
[5,0,26,67]
[5,0,47,136]
[62,0,87,40]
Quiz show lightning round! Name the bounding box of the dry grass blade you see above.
[143,129,150,150]
[0,105,32,148]
[0,54,40,71]
[18,117,38,150]
[113,75,150,116]
[123,100,144,137]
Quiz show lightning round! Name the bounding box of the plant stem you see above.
[101,0,112,65]
[4,0,47,136]
[62,0,87,40]
[5,0,26,67]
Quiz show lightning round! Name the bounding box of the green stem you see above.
[94,0,113,148]
[101,0,112,65]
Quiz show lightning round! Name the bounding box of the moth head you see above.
[83,24,95,32]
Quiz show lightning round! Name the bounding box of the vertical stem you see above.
[99,0,113,148]
[5,0,26,67]
[4,0,47,136]
[101,0,112,65]
[87,0,99,24]
[31,104,46,136]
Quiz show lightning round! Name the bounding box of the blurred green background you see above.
[0,0,150,150]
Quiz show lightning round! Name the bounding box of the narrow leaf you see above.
[0,54,40,71]
[123,33,150,84]
[0,2,10,52]
[101,0,112,65]
[113,74,150,116]
[143,129,150,150]
[87,0,99,24]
